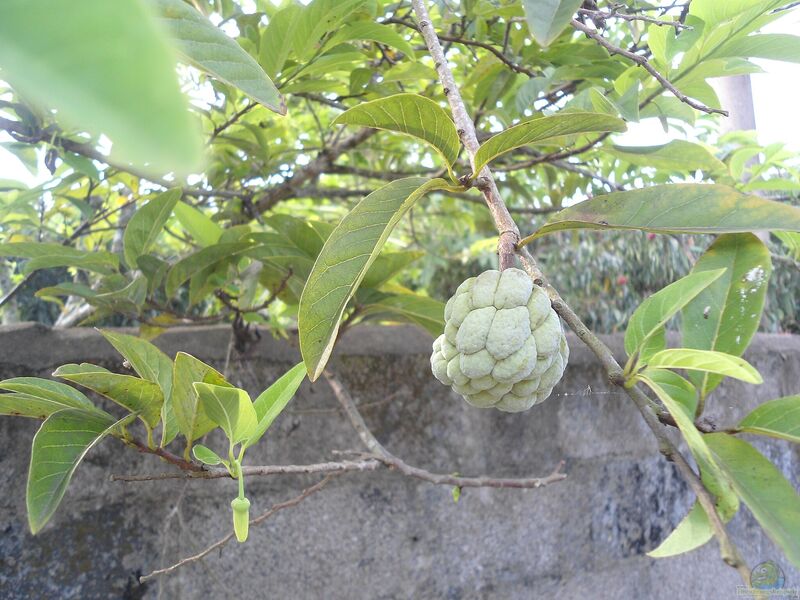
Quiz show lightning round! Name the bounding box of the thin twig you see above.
[138,475,337,582]
[324,371,566,490]
[577,7,693,29]
[570,19,727,116]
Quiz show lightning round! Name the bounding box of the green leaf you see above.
[165,241,255,298]
[645,349,763,384]
[681,234,772,399]
[332,94,460,168]
[624,269,726,363]
[27,409,131,534]
[0,242,119,275]
[607,140,727,174]
[715,33,800,63]
[174,201,223,247]
[0,377,99,419]
[98,330,177,446]
[258,3,302,79]
[648,503,713,558]
[192,443,224,466]
[522,0,583,47]
[194,383,257,446]
[738,395,800,443]
[53,363,163,428]
[0,0,201,175]
[774,231,800,260]
[361,292,446,338]
[290,0,369,61]
[122,189,181,269]
[298,177,447,381]
[172,352,229,443]
[644,370,699,417]
[522,184,800,244]
[155,0,285,114]
[327,21,416,59]
[706,433,800,569]
[246,363,306,448]
[473,112,626,176]
[362,251,424,289]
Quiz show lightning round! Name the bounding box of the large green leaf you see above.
[165,241,255,298]
[0,377,99,419]
[715,33,800,63]
[99,331,177,446]
[332,94,460,167]
[0,242,119,275]
[0,0,201,175]
[298,177,446,380]
[174,201,223,247]
[521,184,800,244]
[258,3,302,79]
[473,112,626,175]
[738,396,800,443]
[122,189,181,269]
[27,409,131,534]
[607,141,727,174]
[646,349,763,384]
[194,383,257,446]
[290,0,369,61]
[522,0,583,47]
[53,364,163,428]
[172,352,229,444]
[624,269,726,363]
[155,0,285,114]
[681,234,772,399]
[362,251,424,289]
[245,363,306,448]
[706,433,800,569]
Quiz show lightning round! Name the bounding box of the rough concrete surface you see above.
[0,323,798,599]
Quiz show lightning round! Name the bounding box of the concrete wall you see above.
[0,323,798,600]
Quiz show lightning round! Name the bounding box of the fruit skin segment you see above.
[430,268,569,412]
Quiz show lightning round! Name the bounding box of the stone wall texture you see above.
[0,323,798,600]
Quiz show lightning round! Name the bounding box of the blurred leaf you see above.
[165,241,255,298]
[298,177,446,381]
[715,33,800,63]
[625,269,725,363]
[332,94,460,167]
[327,21,416,59]
[155,0,285,114]
[522,0,583,47]
[607,141,727,174]
[362,251,424,289]
[682,234,772,399]
[53,363,163,428]
[0,0,201,174]
[123,189,181,269]
[523,184,800,244]
[473,112,626,175]
[706,433,800,569]
[774,231,800,260]
[0,242,118,275]
[738,395,800,443]
[361,292,445,337]
[174,201,223,247]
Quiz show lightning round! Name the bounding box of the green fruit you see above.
[430,268,568,412]
[231,496,251,543]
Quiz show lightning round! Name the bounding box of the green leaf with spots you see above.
[0,377,101,419]
[681,234,772,399]
[474,112,626,176]
[738,395,800,443]
[155,0,285,114]
[521,184,800,245]
[27,409,133,534]
[298,177,447,380]
[53,364,163,428]
[332,94,460,167]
